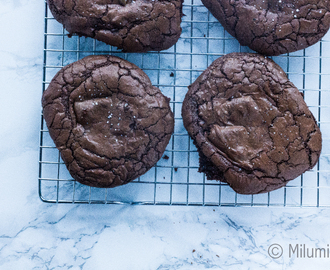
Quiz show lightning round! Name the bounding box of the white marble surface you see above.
[1,0,330,269]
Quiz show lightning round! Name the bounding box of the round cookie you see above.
[42,55,174,188]
[47,0,183,52]
[202,0,330,56]
[182,53,322,194]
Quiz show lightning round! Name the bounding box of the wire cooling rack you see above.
[39,0,330,206]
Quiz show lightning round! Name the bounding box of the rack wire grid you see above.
[39,0,330,206]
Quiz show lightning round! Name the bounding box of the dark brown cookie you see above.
[202,0,330,56]
[42,55,174,188]
[47,0,183,52]
[182,53,322,194]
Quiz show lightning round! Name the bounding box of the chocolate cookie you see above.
[42,55,174,188]
[182,53,322,194]
[202,0,330,56]
[47,0,183,52]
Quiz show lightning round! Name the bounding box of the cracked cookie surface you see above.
[182,53,322,194]
[47,0,183,52]
[202,0,330,55]
[42,55,174,188]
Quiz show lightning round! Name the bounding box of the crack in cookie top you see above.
[182,53,322,194]
[201,0,330,55]
[42,55,174,188]
[47,0,183,52]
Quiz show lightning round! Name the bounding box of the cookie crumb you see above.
[174,167,178,172]
[163,155,169,160]
[170,72,174,77]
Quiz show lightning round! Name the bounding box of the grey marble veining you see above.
[1,200,330,269]
[1,0,330,269]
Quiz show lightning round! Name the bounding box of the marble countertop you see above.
[1,1,330,269]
